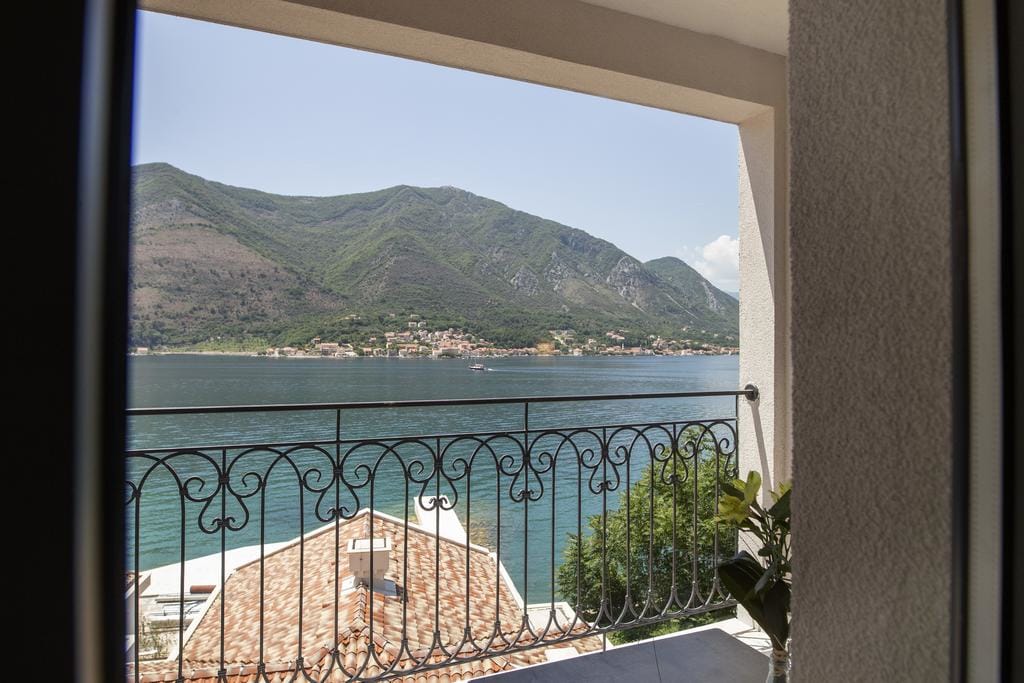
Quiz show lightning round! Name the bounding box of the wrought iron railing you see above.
[125,387,756,682]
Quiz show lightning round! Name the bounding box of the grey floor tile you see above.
[490,628,766,682]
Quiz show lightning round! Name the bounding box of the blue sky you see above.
[132,11,740,291]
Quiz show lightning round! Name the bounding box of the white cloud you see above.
[681,235,739,292]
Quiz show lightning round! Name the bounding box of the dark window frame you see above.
[55,2,1019,680]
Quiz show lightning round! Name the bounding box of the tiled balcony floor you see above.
[486,619,771,682]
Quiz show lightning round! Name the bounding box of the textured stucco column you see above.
[737,104,790,632]
[738,108,787,503]
[789,1,954,680]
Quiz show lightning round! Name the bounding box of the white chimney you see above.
[347,537,391,588]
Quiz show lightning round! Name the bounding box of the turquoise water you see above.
[127,354,739,600]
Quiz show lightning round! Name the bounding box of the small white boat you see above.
[469,363,486,371]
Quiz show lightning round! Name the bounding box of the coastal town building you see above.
[257,324,737,360]
[317,342,340,356]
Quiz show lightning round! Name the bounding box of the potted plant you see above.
[716,471,792,682]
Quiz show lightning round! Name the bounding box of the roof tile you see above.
[131,510,600,682]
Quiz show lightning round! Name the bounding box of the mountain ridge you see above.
[130,163,738,348]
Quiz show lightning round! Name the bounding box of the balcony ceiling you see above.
[579,0,789,55]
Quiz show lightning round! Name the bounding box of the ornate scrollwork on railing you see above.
[126,394,744,683]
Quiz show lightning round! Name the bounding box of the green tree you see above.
[556,427,738,644]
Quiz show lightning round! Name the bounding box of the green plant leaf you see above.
[718,551,764,605]
[768,488,791,522]
[743,471,761,502]
[772,481,792,501]
[760,579,791,649]
[721,481,744,499]
[753,560,778,595]
[716,493,751,525]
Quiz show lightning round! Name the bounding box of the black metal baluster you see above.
[295,470,306,677]
[176,474,186,683]
[133,473,141,683]
[257,477,266,678]
[494,452,502,643]
[690,429,701,607]
[648,440,656,613]
[549,430,557,631]
[575,434,583,630]
[332,410,341,673]
[600,427,608,651]
[464,447,473,649]
[218,448,227,681]
[368,468,377,676]
[670,424,679,611]
[401,471,410,661]
[600,427,608,630]
[623,435,632,625]
[522,403,530,636]
[434,437,442,652]
[712,425,722,601]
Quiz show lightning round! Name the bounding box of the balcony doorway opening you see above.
[126,10,759,682]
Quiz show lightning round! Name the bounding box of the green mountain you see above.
[130,163,738,348]
[643,256,738,308]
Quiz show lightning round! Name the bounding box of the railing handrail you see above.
[126,387,757,416]
[126,415,740,455]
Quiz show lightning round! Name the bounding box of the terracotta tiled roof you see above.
[131,510,600,682]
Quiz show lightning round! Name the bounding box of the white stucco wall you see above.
[143,0,786,120]
[789,1,954,680]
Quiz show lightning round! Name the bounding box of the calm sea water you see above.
[127,354,739,600]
